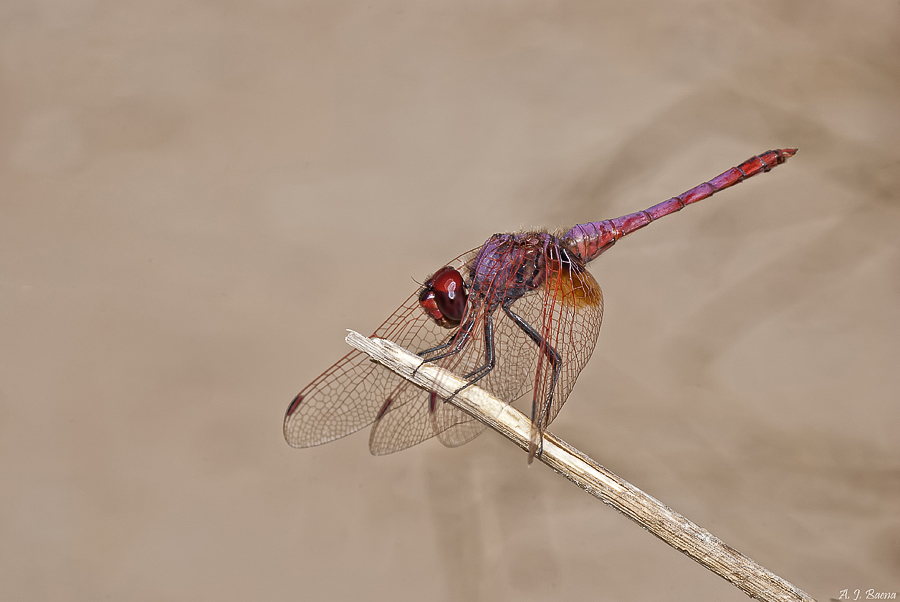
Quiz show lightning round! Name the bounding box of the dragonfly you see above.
[284,148,797,458]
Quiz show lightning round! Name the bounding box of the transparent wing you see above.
[369,301,537,454]
[369,245,546,454]
[283,248,480,449]
[367,297,539,454]
[369,389,487,455]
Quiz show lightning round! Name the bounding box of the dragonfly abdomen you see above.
[563,148,797,264]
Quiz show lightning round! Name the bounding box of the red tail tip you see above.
[781,148,798,158]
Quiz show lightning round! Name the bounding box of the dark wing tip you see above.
[285,393,304,417]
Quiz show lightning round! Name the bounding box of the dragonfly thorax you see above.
[471,233,563,300]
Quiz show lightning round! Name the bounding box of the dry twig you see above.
[345,330,816,602]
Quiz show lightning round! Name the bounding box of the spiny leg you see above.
[417,314,476,364]
[502,300,561,432]
[417,332,458,360]
[461,312,495,383]
[412,310,479,381]
[414,308,500,406]
[412,315,478,383]
[442,312,497,402]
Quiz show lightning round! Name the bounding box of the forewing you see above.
[283,292,429,448]
[369,286,496,454]
[369,297,532,454]
[283,248,480,449]
[368,239,543,453]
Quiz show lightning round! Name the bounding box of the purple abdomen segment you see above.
[563,148,797,264]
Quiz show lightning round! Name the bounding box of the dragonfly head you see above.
[418,266,467,328]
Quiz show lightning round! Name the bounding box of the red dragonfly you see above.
[285,149,797,458]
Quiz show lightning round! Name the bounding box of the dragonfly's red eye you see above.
[418,266,467,328]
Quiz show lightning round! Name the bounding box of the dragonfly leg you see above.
[445,312,496,400]
[415,315,477,375]
[502,301,561,430]
[461,313,495,382]
[417,332,458,360]
[414,334,453,377]
[412,310,499,402]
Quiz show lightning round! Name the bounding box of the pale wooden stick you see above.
[345,330,816,602]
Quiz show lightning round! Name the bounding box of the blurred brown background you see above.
[2,1,898,600]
